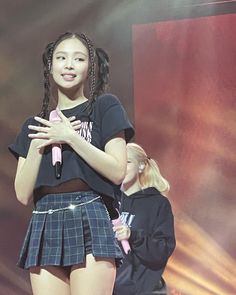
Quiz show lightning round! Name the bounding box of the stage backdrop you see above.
[133,13,236,295]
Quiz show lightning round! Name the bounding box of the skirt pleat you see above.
[17,191,123,269]
[25,213,47,267]
[62,206,85,265]
[40,210,64,266]
[17,219,33,268]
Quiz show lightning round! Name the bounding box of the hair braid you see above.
[40,42,54,118]
[94,48,109,96]
[79,33,96,116]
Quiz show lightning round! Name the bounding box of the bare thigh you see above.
[30,266,70,295]
[70,254,116,295]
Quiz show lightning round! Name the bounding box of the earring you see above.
[138,163,145,174]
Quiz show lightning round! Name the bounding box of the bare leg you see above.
[70,254,116,295]
[30,266,70,295]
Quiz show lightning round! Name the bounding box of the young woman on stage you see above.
[9,32,134,295]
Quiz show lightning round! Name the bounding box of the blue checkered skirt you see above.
[17,191,123,269]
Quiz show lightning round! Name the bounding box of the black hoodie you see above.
[113,187,176,295]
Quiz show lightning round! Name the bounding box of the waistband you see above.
[34,178,91,202]
[33,195,101,215]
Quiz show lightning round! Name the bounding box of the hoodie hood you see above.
[124,187,161,199]
[119,187,167,229]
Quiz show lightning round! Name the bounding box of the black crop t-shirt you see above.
[9,94,134,201]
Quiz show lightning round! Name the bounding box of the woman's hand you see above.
[28,110,81,149]
[113,224,131,241]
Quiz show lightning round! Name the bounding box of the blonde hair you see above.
[127,143,170,194]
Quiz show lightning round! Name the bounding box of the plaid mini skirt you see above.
[17,191,123,269]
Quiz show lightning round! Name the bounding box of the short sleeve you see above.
[98,94,134,147]
[8,117,34,159]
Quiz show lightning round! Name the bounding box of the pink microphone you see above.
[112,217,131,254]
[49,110,62,179]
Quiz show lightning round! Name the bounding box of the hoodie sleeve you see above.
[128,198,176,270]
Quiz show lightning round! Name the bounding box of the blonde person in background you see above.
[113,143,175,295]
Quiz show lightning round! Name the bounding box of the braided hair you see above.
[40,32,110,118]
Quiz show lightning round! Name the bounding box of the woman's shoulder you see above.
[24,116,36,123]
[96,93,121,108]
[18,116,37,131]
[142,187,172,206]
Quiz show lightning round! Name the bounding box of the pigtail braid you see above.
[79,33,96,117]
[40,42,54,118]
[94,48,109,96]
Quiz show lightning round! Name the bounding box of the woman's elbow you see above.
[15,192,31,206]
[14,183,32,206]
[111,167,126,185]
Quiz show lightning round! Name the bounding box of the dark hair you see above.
[40,32,109,118]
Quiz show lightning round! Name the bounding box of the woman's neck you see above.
[57,86,88,110]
